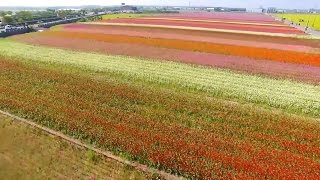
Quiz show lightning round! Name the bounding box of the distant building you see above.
[247,8,265,13]
[267,7,277,13]
[229,8,247,12]
[310,9,320,13]
[206,7,215,12]
[276,9,286,13]
[120,5,138,13]
[57,8,81,11]
[86,12,95,16]
[213,7,246,12]
[282,9,297,13]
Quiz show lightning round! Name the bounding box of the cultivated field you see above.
[275,13,320,30]
[0,114,150,179]
[1,12,320,179]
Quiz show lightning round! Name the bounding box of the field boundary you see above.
[0,110,181,180]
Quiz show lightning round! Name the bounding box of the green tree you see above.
[15,11,33,22]
[57,10,77,18]
[2,16,14,24]
[79,9,86,16]
[0,11,6,16]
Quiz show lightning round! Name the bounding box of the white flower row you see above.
[1,40,319,117]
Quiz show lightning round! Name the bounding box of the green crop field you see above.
[275,13,320,30]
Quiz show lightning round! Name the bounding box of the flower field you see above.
[139,17,286,26]
[17,30,320,67]
[2,12,320,179]
[275,13,320,30]
[162,12,278,23]
[102,18,304,34]
[62,24,314,52]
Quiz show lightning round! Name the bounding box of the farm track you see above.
[0,110,179,180]
[13,35,320,85]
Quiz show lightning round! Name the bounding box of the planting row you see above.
[65,24,320,48]
[37,30,320,67]
[140,17,286,27]
[161,12,278,23]
[1,57,320,179]
[63,24,315,52]
[103,18,304,34]
[1,40,320,117]
[14,34,320,85]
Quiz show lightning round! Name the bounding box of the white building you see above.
[247,8,264,13]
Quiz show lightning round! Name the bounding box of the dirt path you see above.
[0,110,181,180]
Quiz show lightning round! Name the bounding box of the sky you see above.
[0,0,319,9]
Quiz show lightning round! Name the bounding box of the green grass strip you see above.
[1,40,319,117]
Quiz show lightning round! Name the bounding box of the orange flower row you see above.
[42,31,320,67]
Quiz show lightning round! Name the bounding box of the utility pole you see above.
[306,9,312,30]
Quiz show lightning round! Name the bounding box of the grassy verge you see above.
[0,114,148,179]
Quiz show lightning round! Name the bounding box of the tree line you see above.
[0,9,87,25]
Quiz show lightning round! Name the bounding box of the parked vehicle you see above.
[4,25,16,30]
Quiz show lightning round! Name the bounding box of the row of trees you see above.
[0,11,13,24]
[0,11,13,16]
[78,15,103,22]
[1,10,53,25]
[1,9,87,25]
